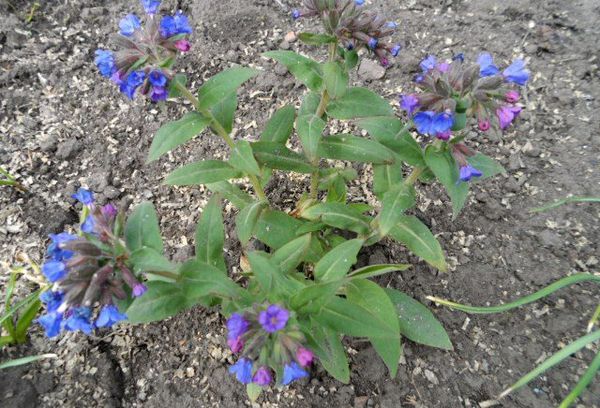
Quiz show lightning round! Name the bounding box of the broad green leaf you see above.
[358,117,424,167]
[206,181,253,209]
[165,160,241,186]
[373,161,403,199]
[195,195,226,271]
[347,280,401,377]
[385,288,453,350]
[251,142,315,174]
[261,105,295,143]
[235,200,266,245]
[343,49,359,70]
[298,32,337,45]
[424,147,469,218]
[129,247,177,278]
[327,87,394,119]
[246,383,262,402]
[297,92,326,161]
[125,202,163,253]
[0,354,57,370]
[263,51,323,91]
[210,91,237,134]
[246,251,301,297]
[314,238,363,281]
[318,135,395,164]
[347,264,410,280]
[179,260,240,300]
[325,175,346,203]
[197,67,259,110]
[317,296,397,339]
[467,153,506,179]
[271,234,311,273]
[127,281,188,324]
[255,209,303,250]
[389,215,447,271]
[323,61,349,99]
[229,140,261,176]
[301,203,371,234]
[379,184,416,236]
[167,73,187,98]
[147,112,210,162]
[291,280,344,313]
[305,322,350,383]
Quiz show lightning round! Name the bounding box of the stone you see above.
[55,138,81,160]
[284,31,297,43]
[358,59,386,81]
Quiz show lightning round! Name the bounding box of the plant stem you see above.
[145,270,181,281]
[404,166,425,186]
[175,82,268,202]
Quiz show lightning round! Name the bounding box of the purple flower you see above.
[229,358,253,384]
[503,59,529,85]
[227,336,244,353]
[95,305,127,328]
[72,188,94,205]
[505,90,520,103]
[63,306,94,334]
[459,164,483,182]
[367,37,378,50]
[296,347,314,367]
[291,9,301,20]
[437,62,449,73]
[253,367,272,386]
[150,86,168,102]
[496,105,522,129]
[413,111,453,136]
[149,70,167,87]
[42,261,67,282]
[94,50,116,78]
[400,94,419,115]
[391,44,402,57]
[478,119,491,131]
[282,362,308,385]
[133,283,147,297]
[119,14,141,37]
[101,204,118,219]
[141,0,161,14]
[477,52,499,77]
[174,39,191,52]
[420,55,437,73]
[47,232,76,261]
[227,313,249,339]
[120,70,146,99]
[258,305,289,333]
[435,130,451,141]
[40,291,64,313]
[38,312,63,338]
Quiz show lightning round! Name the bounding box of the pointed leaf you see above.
[327,87,394,119]
[179,260,240,300]
[167,73,187,98]
[229,140,261,176]
[195,195,226,271]
[246,251,301,297]
[235,200,266,245]
[301,203,371,234]
[291,280,344,313]
[197,67,259,110]
[130,247,177,279]
[424,147,469,218]
[314,238,363,281]
[297,92,326,161]
[347,264,410,280]
[379,184,416,236]
[207,181,253,209]
[251,142,315,173]
[323,61,349,99]
[389,215,447,271]
[263,51,323,91]
[358,117,424,167]
[261,105,295,143]
[318,135,395,164]
[165,160,242,186]
[147,112,210,162]
[210,91,237,134]
[297,32,337,45]
[305,323,350,383]
[125,201,163,252]
[373,161,403,199]
[255,209,304,250]
[127,281,188,324]
[271,234,312,273]
[467,153,506,179]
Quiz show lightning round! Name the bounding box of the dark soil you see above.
[1,0,600,407]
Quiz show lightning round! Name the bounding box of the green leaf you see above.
[229,140,261,176]
[323,61,349,99]
[389,215,447,271]
[305,322,350,383]
[165,160,241,186]
[291,280,344,313]
[467,153,506,179]
[127,281,188,324]
[179,260,240,300]
[385,288,452,350]
[347,280,401,377]
[246,383,262,402]
[210,91,237,134]
[197,67,259,110]
[358,117,424,167]
[15,298,41,342]
[343,49,359,70]
[129,247,177,278]
[246,251,301,297]
[297,92,326,161]
[0,289,42,328]
[379,184,416,236]
[251,142,315,174]
[271,234,311,273]
[206,181,253,209]
[195,195,226,271]
[255,209,304,250]
[373,161,403,199]
[263,51,323,91]
[318,135,395,164]
[147,112,210,162]
[167,73,187,98]
[327,87,394,120]
[261,105,295,143]
[347,264,410,280]
[298,32,337,45]
[125,202,163,253]
[235,200,267,245]
[301,203,371,234]
[0,354,57,370]
[424,147,469,218]
[314,238,363,281]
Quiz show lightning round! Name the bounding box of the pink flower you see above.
[296,347,314,367]
[437,62,450,73]
[227,336,244,353]
[174,39,191,52]
[505,90,520,103]
[435,130,451,141]
[478,119,491,131]
[496,106,522,129]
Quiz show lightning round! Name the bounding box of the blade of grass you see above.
[0,353,57,370]
[588,304,600,333]
[531,196,600,213]
[0,289,43,326]
[558,351,600,408]
[427,273,600,314]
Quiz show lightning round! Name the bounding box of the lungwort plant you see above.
[37,0,530,398]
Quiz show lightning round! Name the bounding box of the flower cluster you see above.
[401,52,530,181]
[292,0,401,66]
[94,0,192,102]
[227,304,315,387]
[37,188,146,337]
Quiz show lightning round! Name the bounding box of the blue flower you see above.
[81,215,96,234]
[38,312,63,338]
[72,188,94,205]
[386,21,398,29]
[282,362,308,385]
[459,164,483,182]
[367,37,378,50]
[150,86,167,102]
[149,70,167,87]
[391,44,402,57]
[503,59,529,85]
[141,0,160,14]
[355,0,365,5]
[174,11,193,34]
[94,50,116,78]
[119,14,141,37]
[47,232,76,261]
[420,55,437,73]
[229,358,253,384]
[40,291,64,313]
[161,11,193,37]
[477,52,499,77]
[227,313,249,340]
[119,70,146,99]
[413,111,453,136]
[64,307,93,334]
[42,261,67,282]
[95,305,127,328]
[291,9,301,20]
[400,94,419,115]
[452,53,464,62]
